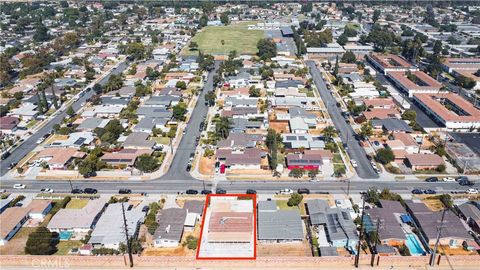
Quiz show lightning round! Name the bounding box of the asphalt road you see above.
[160,62,219,181]
[306,61,379,179]
[0,60,129,177]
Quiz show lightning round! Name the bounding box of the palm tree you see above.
[322,125,337,142]
[216,117,232,139]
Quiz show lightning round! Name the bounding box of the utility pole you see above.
[122,203,134,267]
[371,219,380,267]
[355,197,365,268]
[430,208,447,266]
[347,179,351,197]
[68,180,73,191]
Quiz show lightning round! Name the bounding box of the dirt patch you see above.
[142,225,200,257]
[0,227,36,255]
[437,245,477,256]
[269,121,290,134]
[422,198,445,212]
[228,169,272,175]
[199,156,215,175]
[258,241,312,257]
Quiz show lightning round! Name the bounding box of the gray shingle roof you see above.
[137,106,173,118]
[371,118,413,132]
[258,209,303,240]
[257,201,278,212]
[153,208,187,242]
[124,132,156,149]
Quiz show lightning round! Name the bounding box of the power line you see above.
[122,202,134,268]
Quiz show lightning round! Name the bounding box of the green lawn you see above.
[346,22,360,30]
[55,240,82,255]
[332,153,343,164]
[151,136,171,145]
[65,199,89,209]
[182,25,264,56]
[276,200,306,215]
[26,120,38,129]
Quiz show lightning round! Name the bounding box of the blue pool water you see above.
[405,233,424,255]
[59,231,73,241]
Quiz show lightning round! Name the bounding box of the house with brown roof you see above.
[442,58,480,90]
[0,116,20,134]
[412,93,480,130]
[36,148,86,170]
[368,53,417,75]
[286,150,332,170]
[394,133,419,153]
[26,200,53,220]
[405,153,444,171]
[0,207,30,245]
[216,148,267,170]
[363,108,401,120]
[388,71,442,97]
[363,98,396,109]
[100,149,154,167]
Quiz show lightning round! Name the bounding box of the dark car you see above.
[127,204,133,211]
[425,177,439,182]
[1,151,11,160]
[142,205,150,213]
[297,188,310,194]
[456,176,469,182]
[423,189,436,194]
[83,188,98,194]
[411,189,423,194]
[246,189,257,194]
[119,188,132,194]
[459,179,474,186]
[71,188,83,194]
[8,162,17,169]
[186,189,198,195]
[186,163,192,172]
[201,189,212,195]
[216,188,227,194]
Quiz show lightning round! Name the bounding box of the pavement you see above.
[0,59,129,177]
[306,60,379,179]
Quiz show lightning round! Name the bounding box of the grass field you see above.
[65,199,89,209]
[55,240,82,255]
[182,25,263,56]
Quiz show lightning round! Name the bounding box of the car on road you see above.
[423,189,436,194]
[246,189,257,194]
[425,177,439,182]
[1,151,11,160]
[142,206,150,213]
[127,204,133,211]
[297,188,310,194]
[411,189,423,194]
[40,188,54,193]
[71,189,83,194]
[186,189,198,195]
[201,190,212,195]
[351,159,358,168]
[189,153,195,161]
[443,177,456,182]
[36,138,44,144]
[119,189,132,194]
[373,141,380,146]
[83,188,97,194]
[309,179,320,182]
[278,189,293,195]
[186,163,192,172]
[459,178,474,186]
[466,188,479,194]
[13,184,26,189]
[8,162,17,169]
[216,188,227,194]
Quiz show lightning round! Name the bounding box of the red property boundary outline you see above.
[195,193,257,260]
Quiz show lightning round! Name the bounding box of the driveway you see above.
[306,61,379,179]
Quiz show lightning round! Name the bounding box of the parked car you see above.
[466,188,479,194]
[351,159,358,168]
[459,179,474,186]
[425,177,438,182]
[13,184,26,189]
[201,190,212,195]
[443,177,456,182]
[127,204,133,211]
[278,189,293,195]
[40,188,54,193]
[189,153,195,161]
[36,138,44,144]
[71,189,83,194]
[411,189,423,194]
[186,163,192,172]
[8,162,17,169]
[456,176,469,182]
[246,189,257,194]
[186,189,198,195]
[423,189,436,194]
[297,188,310,194]
[216,188,227,194]
[83,188,97,194]
[142,206,150,213]
[119,189,132,194]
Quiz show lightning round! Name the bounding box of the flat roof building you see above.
[388,71,442,97]
[368,53,417,75]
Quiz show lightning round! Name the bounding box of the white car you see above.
[466,188,479,194]
[443,177,456,182]
[13,184,26,189]
[36,138,44,144]
[40,188,54,193]
[351,159,358,168]
[279,189,294,195]
[309,179,320,183]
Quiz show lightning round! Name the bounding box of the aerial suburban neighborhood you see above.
[0,1,480,269]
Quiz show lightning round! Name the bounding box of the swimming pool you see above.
[405,233,425,256]
[59,231,73,241]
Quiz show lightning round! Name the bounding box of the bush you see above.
[376,148,395,164]
[9,195,25,207]
[25,227,58,255]
[289,168,304,178]
[287,193,303,206]
[183,235,198,250]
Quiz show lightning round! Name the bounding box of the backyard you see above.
[182,25,263,56]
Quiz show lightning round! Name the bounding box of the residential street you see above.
[0,60,129,177]
[160,61,219,181]
[306,61,379,179]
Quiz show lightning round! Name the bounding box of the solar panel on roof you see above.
[73,137,86,145]
[286,136,296,140]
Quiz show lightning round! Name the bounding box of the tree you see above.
[308,169,319,179]
[199,14,208,28]
[0,53,12,85]
[289,168,304,178]
[25,227,58,255]
[359,122,373,138]
[220,12,229,25]
[215,117,232,139]
[287,193,303,207]
[135,154,159,173]
[125,42,146,60]
[0,105,7,117]
[337,34,348,46]
[333,55,339,76]
[248,86,260,97]
[376,148,395,165]
[184,235,198,250]
[33,22,50,42]
[372,10,381,23]
[204,91,216,106]
[172,102,187,121]
[257,38,277,60]
[175,81,187,90]
[341,51,356,63]
[66,105,75,117]
[322,126,337,142]
[189,41,198,51]
[197,52,214,71]
[401,109,417,122]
